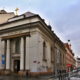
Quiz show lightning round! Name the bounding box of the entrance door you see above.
[14,60,20,73]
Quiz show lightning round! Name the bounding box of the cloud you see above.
[0,0,80,56]
[53,0,80,56]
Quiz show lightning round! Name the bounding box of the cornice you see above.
[0,22,39,34]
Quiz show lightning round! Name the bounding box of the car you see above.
[72,69,78,73]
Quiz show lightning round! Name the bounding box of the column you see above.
[0,40,6,70]
[2,40,5,54]
[25,37,30,70]
[6,39,10,70]
[20,37,24,70]
[2,40,6,69]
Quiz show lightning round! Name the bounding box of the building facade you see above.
[0,10,66,76]
[76,57,80,68]
[0,10,14,24]
[65,43,76,72]
[54,35,66,75]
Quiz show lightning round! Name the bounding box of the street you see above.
[69,71,80,80]
[70,77,80,80]
[0,71,80,80]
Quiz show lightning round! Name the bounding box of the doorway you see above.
[14,60,20,73]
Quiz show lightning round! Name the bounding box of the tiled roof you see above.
[64,43,74,56]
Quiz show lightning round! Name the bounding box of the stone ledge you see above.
[0,69,11,75]
[29,71,53,77]
[0,70,5,75]
[4,70,11,75]
[18,71,27,76]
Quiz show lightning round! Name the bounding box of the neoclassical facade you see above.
[0,10,66,76]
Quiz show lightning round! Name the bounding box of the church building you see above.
[0,10,66,76]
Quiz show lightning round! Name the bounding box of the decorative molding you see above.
[1,32,30,40]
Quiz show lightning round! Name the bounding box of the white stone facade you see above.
[0,12,55,75]
[0,11,66,75]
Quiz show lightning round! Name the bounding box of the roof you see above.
[0,10,14,14]
[64,43,74,56]
[77,58,80,60]
[0,10,7,14]
[22,12,36,17]
[8,12,36,20]
[0,11,67,51]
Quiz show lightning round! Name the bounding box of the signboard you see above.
[2,55,5,64]
[67,64,72,67]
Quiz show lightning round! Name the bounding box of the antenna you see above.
[15,8,19,15]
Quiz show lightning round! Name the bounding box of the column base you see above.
[18,70,26,76]
[0,69,5,75]
[18,70,30,76]
[29,72,40,77]
[4,70,11,75]
[29,71,53,77]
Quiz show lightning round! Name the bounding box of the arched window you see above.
[51,47,54,63]
[43,41,47,61]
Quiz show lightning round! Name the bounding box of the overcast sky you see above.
[0,0,80,57]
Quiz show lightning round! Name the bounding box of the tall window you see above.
[63,53,65,66]
[60,51,62,65]
[15,38,20,54]
[43,41,47,61]
[10,39,15,53]
[56,49,61,64]
[51,47,54,63]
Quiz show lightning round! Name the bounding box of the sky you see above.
[0,0,80,57]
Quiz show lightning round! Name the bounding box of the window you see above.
[15,38,20,54]
[10,39,15,53]
[56,49,61,64]
[60,51,62,65]
[43,41,47,61]
[51,47,54,63]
